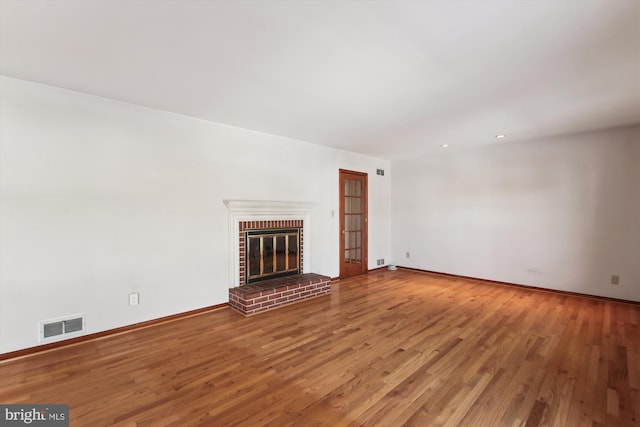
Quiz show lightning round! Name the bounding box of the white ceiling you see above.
[1,0,639,160]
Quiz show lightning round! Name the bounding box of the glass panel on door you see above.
[343,179,363,265]
[339,169,368,278]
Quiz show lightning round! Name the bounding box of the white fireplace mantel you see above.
[223,199,316,214]
[223,200,315,287]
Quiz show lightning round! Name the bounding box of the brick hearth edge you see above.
[229,273,331,315]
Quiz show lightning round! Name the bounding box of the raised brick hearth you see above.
[229,273,331,315]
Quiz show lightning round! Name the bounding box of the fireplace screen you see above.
[245,228,300,283]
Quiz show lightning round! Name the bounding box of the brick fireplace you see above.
[239,219,303,285]
[223,200,331,315]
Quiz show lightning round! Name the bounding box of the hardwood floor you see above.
[1,270,638,426]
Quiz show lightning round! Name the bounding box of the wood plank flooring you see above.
[1,270,638,426]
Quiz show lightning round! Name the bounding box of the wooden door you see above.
[339,169,368,278]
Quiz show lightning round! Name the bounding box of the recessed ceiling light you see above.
[440,144,449,148]
[495,134,506,139]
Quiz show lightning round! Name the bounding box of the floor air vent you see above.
[39,314,86,342]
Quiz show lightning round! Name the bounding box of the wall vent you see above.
[39,314,86,343]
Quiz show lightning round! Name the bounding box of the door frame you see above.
[339,169,368,279]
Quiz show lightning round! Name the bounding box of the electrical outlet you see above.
[611,275,620,285]
[377,258,384,266]
[129,292,140,306]
[406,252,410,258]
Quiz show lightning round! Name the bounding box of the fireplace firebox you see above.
[245,228,301,283]
[237,219,305,285]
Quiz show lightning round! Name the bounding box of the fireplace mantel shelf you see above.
[223,200,316,214]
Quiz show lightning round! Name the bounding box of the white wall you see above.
[0,76,391,353]
[392,125,640,302]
